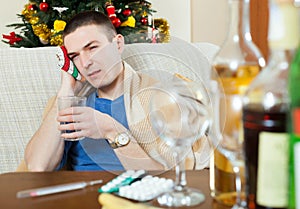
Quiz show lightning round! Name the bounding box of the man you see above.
[23,11,210,171]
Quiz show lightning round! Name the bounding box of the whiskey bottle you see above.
[210,0,265,206]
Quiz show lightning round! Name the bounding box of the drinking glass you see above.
[58,96,87,141]
[149,78,211,207]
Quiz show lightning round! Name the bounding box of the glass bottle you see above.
[242,1,299,209]
[288,42,300,209]
[210,0,265,206]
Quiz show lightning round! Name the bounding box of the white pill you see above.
[100,185,110,192]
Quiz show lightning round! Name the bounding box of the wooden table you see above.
[0,169,228,209]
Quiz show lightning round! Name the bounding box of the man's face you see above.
[64,25,123,89]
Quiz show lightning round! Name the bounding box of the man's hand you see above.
[58,71,84,97]
[57,106,122,140]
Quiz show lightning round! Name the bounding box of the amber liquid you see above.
[214,64,260,94]
[211,64,260,206]
[214,64,260,148]
[210,149,242,206]
[243,104,287,209]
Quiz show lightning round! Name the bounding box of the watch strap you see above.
[109,141,119,149]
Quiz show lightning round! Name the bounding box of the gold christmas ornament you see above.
[32,24,51,44]
[53,20,67,32]
[50,33,63,46]
[29,17,39,25]
[120,16,136,27]
[154,18,170,43]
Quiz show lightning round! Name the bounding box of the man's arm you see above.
[24,69,83,171]
[24,96,65,171]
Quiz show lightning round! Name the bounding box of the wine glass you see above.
[149,77,211,207]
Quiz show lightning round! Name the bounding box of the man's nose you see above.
[80,52,92,69]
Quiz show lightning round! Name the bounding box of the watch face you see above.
[116,133,130,146]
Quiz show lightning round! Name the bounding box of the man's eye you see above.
[70,55,78,62]
[90,45,99,51]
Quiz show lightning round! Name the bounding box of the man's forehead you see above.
[64,26,108,51]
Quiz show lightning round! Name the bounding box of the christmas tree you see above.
[2,0,169,47]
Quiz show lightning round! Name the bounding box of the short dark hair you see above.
[63,11,117,42]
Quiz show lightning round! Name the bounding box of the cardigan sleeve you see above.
[124,65,211,170]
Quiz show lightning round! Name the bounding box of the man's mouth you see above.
[88,70,101,77]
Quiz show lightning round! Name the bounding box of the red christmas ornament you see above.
[106,5,116,18]
[28,4,37,11]
[39,2,49,12]
[111,17,121,28]
[140,17,148,25]
[122,9,132,16]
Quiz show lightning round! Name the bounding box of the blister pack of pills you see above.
[98,170,174,202]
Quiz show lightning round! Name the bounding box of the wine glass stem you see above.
[174,150,187,191]
[233,165,243,206]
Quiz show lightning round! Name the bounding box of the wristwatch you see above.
[109,132,130,149]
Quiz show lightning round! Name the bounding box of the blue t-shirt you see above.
[57,92,128,171]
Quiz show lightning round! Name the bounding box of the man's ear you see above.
[113,34,125,53]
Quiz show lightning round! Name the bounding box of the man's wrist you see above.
[57,89,74,98]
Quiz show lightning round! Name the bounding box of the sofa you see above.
[0,40,218,174]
